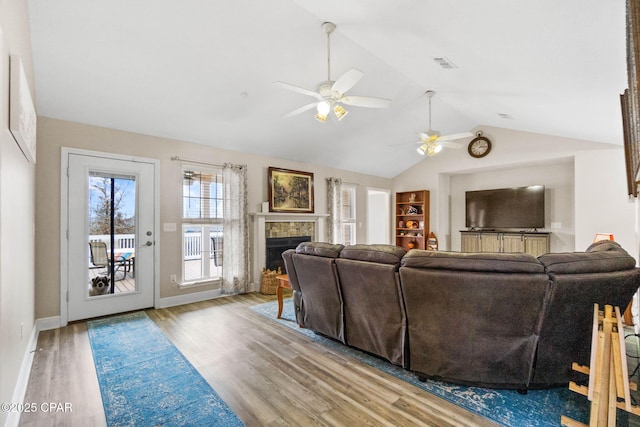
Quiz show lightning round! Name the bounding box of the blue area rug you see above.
[87,311,244,427]
[251,298,638,427]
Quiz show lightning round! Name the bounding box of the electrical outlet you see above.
[170,274,177,283]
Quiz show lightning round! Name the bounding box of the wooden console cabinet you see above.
[460,231,550,257]
[396,190,429,251]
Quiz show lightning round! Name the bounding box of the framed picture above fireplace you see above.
[268,167,314,213]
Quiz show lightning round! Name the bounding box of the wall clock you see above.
[468,133,492,158]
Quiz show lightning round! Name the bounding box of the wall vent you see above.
[498,113,514,119]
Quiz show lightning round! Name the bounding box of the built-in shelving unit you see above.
[395,190,429,251]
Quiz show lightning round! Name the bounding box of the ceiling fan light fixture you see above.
[417,144,427,155]
[333,104,348,120]
[315,100,331,122]
[275,22,391,121]
[314,112,328,123]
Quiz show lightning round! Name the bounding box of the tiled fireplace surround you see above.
[250,212,327,289]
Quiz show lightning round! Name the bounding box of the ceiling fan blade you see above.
[282,102,319,118]
[273,81,322,99]
[438,132,474,141]
[331,68,364,95]
[341,95,391,108]
[439,140,465,149]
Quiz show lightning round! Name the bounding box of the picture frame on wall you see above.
[9,55,37,163]
[622,0,640,197]
[268,167,314,213]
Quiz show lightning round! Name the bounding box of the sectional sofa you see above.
[281,240,640,390]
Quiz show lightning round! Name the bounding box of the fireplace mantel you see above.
[249,212,328,290]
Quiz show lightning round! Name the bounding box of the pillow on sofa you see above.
[538,242,636,274]
[339,244,406,265]
[295,242,344,258]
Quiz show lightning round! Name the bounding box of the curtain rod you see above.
[171,156,223,168]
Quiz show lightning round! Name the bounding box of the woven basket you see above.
[260,268,280,295]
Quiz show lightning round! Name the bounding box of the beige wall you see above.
[35,117,392,319]
[0,0,36,422]
[392,126,638,257]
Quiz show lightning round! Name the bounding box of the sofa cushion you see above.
[538,241,636,274]
[401,249,544,274]
[296,242,344,258]
[339,244,406,265]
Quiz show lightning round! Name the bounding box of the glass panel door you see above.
[87,173,136,297]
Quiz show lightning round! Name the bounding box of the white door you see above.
[367,188,390,244]
[66,151,156,322]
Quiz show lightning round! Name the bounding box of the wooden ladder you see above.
[561,304,639,427]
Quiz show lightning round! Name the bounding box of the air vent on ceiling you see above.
[433,57,457,69]
[498,113,513,119]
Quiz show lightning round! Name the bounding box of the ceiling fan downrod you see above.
[322,22,336,82]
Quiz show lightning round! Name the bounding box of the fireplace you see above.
[265,236,311,272]
[250,211,327,291]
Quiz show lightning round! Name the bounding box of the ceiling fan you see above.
[416,90,473,156]
[274,21,391,123]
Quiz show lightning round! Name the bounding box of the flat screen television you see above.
[465,185,545,230]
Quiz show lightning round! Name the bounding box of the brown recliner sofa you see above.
[282,240,640,389]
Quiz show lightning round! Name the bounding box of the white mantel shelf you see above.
[249,211,328,290]
[250,212,329,219]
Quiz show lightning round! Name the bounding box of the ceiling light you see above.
[333,104,348,120]
[315,101,330,122]
[414,90,472,156]
[417,141,442,156]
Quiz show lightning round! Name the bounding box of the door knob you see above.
[144,241,152,246]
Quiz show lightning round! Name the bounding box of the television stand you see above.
[460,230,551,257]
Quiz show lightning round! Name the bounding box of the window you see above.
[341,185,356,245]
[182,166,223,283]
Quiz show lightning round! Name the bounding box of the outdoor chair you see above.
[88,241,130,280]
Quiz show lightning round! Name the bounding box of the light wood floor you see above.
[19,293,500,427]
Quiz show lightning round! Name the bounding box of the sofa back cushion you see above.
[335,244,407,367]
[532,241,640,386]
[538,241,636,274]
[288,242,345,343]
[339,244,406,265]
[399,263,549,388]
[401,249,545,274]
[296,241,344,258]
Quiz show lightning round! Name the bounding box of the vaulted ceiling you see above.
[27,0,626,178]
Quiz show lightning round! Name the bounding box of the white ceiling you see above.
[27,0,627,178]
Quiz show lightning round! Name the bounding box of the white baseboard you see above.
[157,284,260,309]
[5,323,39,427]
[36,316,61,331]
[156,289,223,309]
